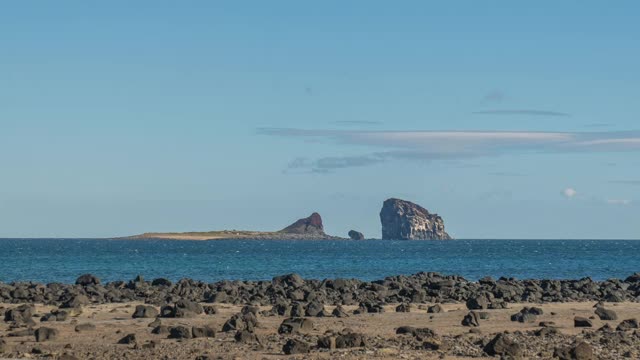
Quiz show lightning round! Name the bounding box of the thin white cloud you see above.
[472,110,571,117]
[258,128,640,171]
[606,199,632,206]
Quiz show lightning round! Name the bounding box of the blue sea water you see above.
[0,239,638,284]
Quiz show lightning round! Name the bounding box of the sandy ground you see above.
[1,301,637,359]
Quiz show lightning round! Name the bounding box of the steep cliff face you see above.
[380,198,452,240]
[280,212,325,235]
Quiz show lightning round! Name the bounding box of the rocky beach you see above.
[2,272,640,359]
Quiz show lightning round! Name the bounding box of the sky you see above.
[1,1,639,239]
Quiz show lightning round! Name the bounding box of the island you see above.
[123,212,345,240]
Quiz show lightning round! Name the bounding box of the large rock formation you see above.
[380,198,451,240]
[280,212,325,235]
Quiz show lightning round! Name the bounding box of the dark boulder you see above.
[484,333,523,358]
[272,274,305,288]
[427,304,443,313]
[41,310,68,322]
[168,326,192,339]
[305,301,325,317]
[282,339,310,355]
[4,304,36,326]
[118,333,137,344]
[75,274,100,286]
[511,307,541,323]
[348,230,365,240]
[335,332,367,348]
[278,318,313,334]
[35,327,59,342]
[192,325,216,338]
[574,317,593,327]
[75,323,96,332]
[595,307,617,321]
[461,312,480,327]
[151,278,172,287]
[234,330,260,344]
[332,305,350,318]
[132,305,159,319]
[617,318,639,331]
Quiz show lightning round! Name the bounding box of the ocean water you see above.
[0,239,638,284]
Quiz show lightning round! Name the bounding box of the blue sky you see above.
[1,1,639,239]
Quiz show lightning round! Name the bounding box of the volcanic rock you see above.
[348,230,365,240]
[380,198,451,240]
[280,212,325,235]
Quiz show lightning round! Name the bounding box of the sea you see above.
[0,239,638,284]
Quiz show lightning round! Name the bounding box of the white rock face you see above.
[380,198,452,240]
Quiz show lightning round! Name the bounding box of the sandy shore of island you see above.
[2,301,638,359]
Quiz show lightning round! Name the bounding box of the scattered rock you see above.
[192,325,215,338]
[617,319,639,331]
[132,305,158,319]
[278,318,313,334]
[595,306,617,321]
[118,333,137,344]
[34,327,59,342]
[462,312,480,327]
[574,317,593,327]
[76,274,100,286]
[282,338,310,355]
[75,323,96,332]
[484,333,523,358]
[168,326,192,339]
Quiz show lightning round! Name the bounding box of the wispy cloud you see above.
[472,110,571,117]
[259,128,640,171]
[481,90,506,103]
[331,120,382,126]
[609,180,640,186]
[606,199,633,206]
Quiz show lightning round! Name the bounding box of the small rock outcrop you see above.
[280,213,325,235]
[380,198,451,240]
[348,230,365,240]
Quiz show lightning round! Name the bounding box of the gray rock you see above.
[75,274,100,286]
[117,333,136,344]
[192,325,215,338]
[35,327,59,342]
[75,323,96,332]
[278,318,313,334]
[484,333,523,358]
[574,317,593,327]
[348,230,365,240]
[461,312,480,327]
[132,305,159,319]
[380,198,451,240]
[168,326,192,339]
[282,339,310,354]
[595,306,618,321]
[617,318,639,331]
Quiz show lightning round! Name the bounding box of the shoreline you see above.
[1,272,639,359]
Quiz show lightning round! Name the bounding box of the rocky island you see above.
[125,213,345,241]
[380,198,452,240]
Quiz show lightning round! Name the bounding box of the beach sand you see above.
[1,301,637,359]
